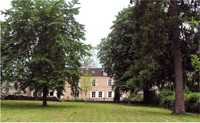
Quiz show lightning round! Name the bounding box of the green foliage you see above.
[185,92,200,113]
[185,92,200,103]
[191,54,200,72]
[97,0,200,105]
[159,89,200,113]
[130,94,143,102]
[79,73,92,100]
[159,89,175,109]
[160,95,175,109]
[159,89,174,100]
[1,0,90,105]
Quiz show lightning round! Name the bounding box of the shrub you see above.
[130,94,143,102]
[159,90,200,113]
[159,89,174,108]
[160,95,175,109]
[185,92,200,113]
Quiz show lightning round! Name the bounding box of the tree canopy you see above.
[1,0,91,106]
[97,0,200,113]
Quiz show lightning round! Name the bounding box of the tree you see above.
[98,0,199,111]
[1,0,90,106]
[167,0,200,114]
[82,48,95,68]
[97,6,136,101]
[79,73,92,100]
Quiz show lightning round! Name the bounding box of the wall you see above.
[62,76,115,101]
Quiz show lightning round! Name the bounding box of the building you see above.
[62,68,115,101]
[2,68,128,101]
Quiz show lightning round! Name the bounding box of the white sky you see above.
[76,0,130,47]
[0,0,130,47]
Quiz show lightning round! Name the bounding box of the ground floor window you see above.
[99,92,102,98]
[108,92,112,98]
[50,92,53,96]
[75,91,79,97]
[92,92,95,98]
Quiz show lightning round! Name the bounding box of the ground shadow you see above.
[1,100,82,110]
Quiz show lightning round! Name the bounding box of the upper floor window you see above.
[92,79,96,86]
[107,79,112,86]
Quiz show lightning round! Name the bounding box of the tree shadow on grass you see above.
[1,101,82,110]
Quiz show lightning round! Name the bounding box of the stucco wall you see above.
[62,76,115,101]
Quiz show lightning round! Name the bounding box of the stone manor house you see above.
[62,68,120,101]
[2,68,128,101]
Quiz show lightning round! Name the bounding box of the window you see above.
[108,92,112,98]
[92,79,96,86]
[75,91,79,97]
[99,92,102,98]
[92,92,95,98]
[50,92,53,96]
[108,79,112,86]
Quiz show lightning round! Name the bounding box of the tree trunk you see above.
[42,84,48,106]
[33,89,38,98]
[170,0,185,114]
[85,93,87,101]
[57,90,61,99]
[114,86,120,102]
[143,88,151,104]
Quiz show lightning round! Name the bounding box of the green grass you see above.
[1,100,200,122]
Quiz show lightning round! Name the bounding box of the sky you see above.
[0,0,130,67]
[76,0,130,47]
[0,0,130,47]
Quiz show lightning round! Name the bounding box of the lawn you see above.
[1,100,200,122]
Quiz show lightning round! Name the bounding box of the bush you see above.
[130,94,143,102]
[185,92,200,113]
[159,89,174,99]
[159,89,174,109]
[159,90,200,113]
[160,95,175,109]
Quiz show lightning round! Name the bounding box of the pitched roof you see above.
[81,68,105,76]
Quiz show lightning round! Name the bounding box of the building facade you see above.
[62,68,115,101]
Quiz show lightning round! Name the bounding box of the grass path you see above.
[1,100,200,122]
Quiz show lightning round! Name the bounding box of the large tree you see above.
[1,0,90,106]
[167,0,200,114]
[98,0,199,113]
